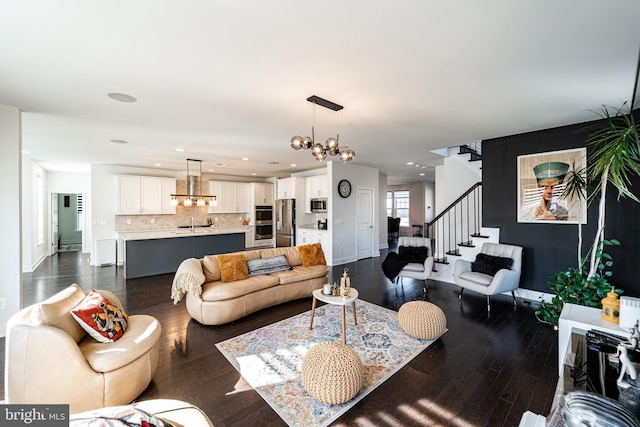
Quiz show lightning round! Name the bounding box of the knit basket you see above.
[301,341,364,404]
[398,301,446,340]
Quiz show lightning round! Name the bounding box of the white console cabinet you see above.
[558,303,629,378]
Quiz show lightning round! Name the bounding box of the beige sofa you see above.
[183,246,328,325]
[5,284,161,413]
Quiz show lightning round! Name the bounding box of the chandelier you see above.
[290,95,355,162]
[169,159,218,207]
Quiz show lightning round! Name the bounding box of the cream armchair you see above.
[453,242,523,315]
[5,284,161,413]
[396,237,434,293]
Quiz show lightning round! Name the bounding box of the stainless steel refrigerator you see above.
[276,199,296,247]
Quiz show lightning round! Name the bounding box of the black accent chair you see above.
[388,217,400,240]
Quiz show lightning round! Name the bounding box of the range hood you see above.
[169,159,217,207]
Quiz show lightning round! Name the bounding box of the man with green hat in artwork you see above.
[533,161,570,220]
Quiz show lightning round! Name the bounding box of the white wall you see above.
[0,105,22,338]
[435,155,481,215]
[328,161,380,265]
[22,160,48,272]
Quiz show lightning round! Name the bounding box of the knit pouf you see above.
[398,301,446,340]
[301,341,364,404]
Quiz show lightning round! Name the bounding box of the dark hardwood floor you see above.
[2,242,559,426]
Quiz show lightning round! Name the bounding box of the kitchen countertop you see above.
[297,224,329,231]
[119,226,251,241]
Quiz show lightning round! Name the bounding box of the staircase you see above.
[427,143,499,284]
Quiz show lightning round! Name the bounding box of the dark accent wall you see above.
[482,118,640,296]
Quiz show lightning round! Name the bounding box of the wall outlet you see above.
[214,217,218,222]
[0,298,5,309]
[126,219,131,225]
[150,219,155,224]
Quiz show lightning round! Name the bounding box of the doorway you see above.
[54,193,83,252]
[356,187,374,260]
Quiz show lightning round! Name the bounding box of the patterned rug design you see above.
[216,299,442,427]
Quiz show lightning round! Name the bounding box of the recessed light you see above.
[175,148,184,152]
[290,164,296,167]
[251,173,257,176]
[242,157,249,161]
[154,163,162,167]
[406,162,414,165]
[107,92,137,103]
[208,169,214,172]
[420,173,425,176]
[110,139,128,144]
[415,164,420,168]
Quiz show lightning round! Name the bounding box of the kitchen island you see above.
[119,227,249,279]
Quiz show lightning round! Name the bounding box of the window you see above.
[394,190,410,227]
[387,190,410,227]
[37,174,44,245]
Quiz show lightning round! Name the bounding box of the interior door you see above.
[356,188,374,260]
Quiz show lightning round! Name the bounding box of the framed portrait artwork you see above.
[517,148,587,224]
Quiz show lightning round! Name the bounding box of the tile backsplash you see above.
[115,207,250,232]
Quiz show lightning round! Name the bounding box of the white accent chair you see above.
[453,242,523,315]
[396,237,434,293]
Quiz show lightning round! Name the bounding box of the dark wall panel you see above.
[482,119,640,296]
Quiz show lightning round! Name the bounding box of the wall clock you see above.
[338,179,352,198]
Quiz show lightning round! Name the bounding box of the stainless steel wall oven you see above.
[255,205,273,240]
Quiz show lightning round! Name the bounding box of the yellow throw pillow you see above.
[218,253,249,283]
[298,243,327,267]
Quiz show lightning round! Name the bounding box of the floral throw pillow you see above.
[70,291,129,343]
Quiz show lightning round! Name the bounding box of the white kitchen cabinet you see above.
[161,178,177,214]
[252,182,274,206]
[307,175,328,198]
[314,230,329,250]
[297,229,312,245]
[236,183,251,212]
[304,175,328,213]
[210,181,251,213]
[208,181,223,214]
[277,177,298,199]
[117,175,176,215]
[245,227,253,248]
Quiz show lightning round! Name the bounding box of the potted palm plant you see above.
[536,104,640,327]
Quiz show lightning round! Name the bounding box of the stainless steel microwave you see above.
[310,198,327,213]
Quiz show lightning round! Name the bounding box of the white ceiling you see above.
[2,1,640,185]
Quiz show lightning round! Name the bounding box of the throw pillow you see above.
[218,253,249,283]
[471,253,513,276]
[70,290,129,343]
[246,255,292,276]
[298,243,326,267]
[398,246,429,264]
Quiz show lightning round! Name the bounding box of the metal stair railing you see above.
[426,182,483,264]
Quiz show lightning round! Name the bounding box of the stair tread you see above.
[445,250,461,256]
[458,241,475,247]
[471,233,490,238]
[433,258,449,265]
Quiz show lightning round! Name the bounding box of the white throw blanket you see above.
[171,258,206,304]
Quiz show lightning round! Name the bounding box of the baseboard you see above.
[22,253,46,273]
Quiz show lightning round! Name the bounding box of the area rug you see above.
[216,299,443,427]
